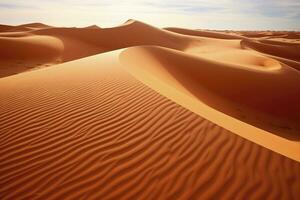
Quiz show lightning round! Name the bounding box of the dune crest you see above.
[1,51,300,199]
[120,45,300,161]
[165,27,244,39]
[1,20,300,199]
[85,25,101,29]
[0,20,198,77]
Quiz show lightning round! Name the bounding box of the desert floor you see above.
[1,20,300,199]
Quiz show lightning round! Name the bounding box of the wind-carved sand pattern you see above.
[1,21,300,199]
[0,52,299,200]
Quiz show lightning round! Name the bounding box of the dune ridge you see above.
[1,51,300,199]
[241,39,300,62]
[0,20,198,77]
[120,45,300,161]
[165,27,244,39]
[1,20,300,199]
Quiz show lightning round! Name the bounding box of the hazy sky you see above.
[0,0,300,30]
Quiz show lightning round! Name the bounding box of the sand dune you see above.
[120,45,300,159]
[0,35,63,60]
[0,35,63,77]
[241,39,300,62]
[85,25,101,29]
[1,51,300,199]
[0,23,51,32]
[0,20,199,77]
[2,20,298,76]
[165,27,244,39]
[32,19,195,56]
[1,20,300,199]
[0,24,15,32]
[19,23,51,29]
[258,38,300,46]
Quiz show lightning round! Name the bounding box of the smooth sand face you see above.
[1,20,300,199]
[120,46,300,161]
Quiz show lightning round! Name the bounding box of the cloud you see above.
[0,2,35,9]
[0,0,299,30]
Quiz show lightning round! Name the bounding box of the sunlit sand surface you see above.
[1,20,300,199]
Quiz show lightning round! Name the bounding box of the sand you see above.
[0,20,300,199]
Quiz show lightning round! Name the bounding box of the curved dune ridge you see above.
[0,19,197,77]
[1,20,300,199]
[1,51,300,200]
[120,45,300,138]
[0,34,63,77]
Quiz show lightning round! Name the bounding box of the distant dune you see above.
[1,20,300,199]
[165,27,244,39]
[85,25,101,29]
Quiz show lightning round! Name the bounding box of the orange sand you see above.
[1,20,300,199]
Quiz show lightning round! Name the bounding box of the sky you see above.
[0,0,300,30]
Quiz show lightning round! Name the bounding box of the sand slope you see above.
[120,45,300,160]
[117,24,300,144]
[1,20,300,199]
[0,20,198,77]
[0,23,51,32]
[1,51,300,199]
[0,35,63,77]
